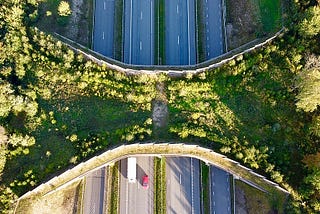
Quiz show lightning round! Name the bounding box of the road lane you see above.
[93,0,115,57]
[204,0,224,59]
[119,157,154,214]
[210,167,231,214]
[166,157,201,214]
[83,167,106,214]
[124,0,154,65]
[165,0,196,65]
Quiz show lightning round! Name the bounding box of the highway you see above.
[93,0,115,57]
[83,167,106,214]
[166,157,201,214]
[210,167,231,214]
[123,0,154,65]
[203,0,224,59]
[119,157,154,214]
[165,0,196,65]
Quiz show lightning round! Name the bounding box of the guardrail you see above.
[53,27,285,77]
[15,143,289,207]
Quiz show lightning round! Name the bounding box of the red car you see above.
[142,175,149,189]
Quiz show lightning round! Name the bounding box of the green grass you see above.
[258,0,282,32]
[154,157,166,214]
[201,162,210,214]
[2,95,150,196]
[155,0,165,65]
[196,0,206,63]
[114,0,124,61]
[108,163,119,214]
[235,179,286,214]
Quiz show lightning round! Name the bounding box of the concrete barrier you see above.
[16,143,289,203]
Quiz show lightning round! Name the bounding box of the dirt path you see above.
[152,82,169,137]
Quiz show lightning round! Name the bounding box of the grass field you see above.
[2,95,151,196]
[258,0,282,32]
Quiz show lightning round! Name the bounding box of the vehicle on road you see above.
[142,175,149,189]
[128,157,137,183]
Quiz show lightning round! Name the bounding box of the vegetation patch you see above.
[154,157,166,214]
[201,162,210,214]
[155,0,165,65]
[225,0,282,50]
[15,180,83,214]
[196,0,206,62]
[107,163,120,214]
[36,0,93,47]
[113,0,124,61]
[235,179,286,214]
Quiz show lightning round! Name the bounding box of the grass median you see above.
[107,163,120,214]
[196,0,206,63]
[155,0,165,65]
[154,157,166,214]
[201,162,210,214]
[114,0,124,61]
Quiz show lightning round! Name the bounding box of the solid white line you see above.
[129,0,133,63]
[187,0,191,65]
[191,158,194,214]
[151,0,153,64]
[125,181,129,214]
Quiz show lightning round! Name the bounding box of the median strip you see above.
[114,0,124,61]
[201,162,210,214]
[154,157,166,214]
[155,0,165,65]
[107,163,120,214]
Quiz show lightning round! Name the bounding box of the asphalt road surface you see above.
[93,0,115,57]
[119,157,154,214]
[203,0,224,59]
[165,0,196,65]
[123,0,154,65]
[166,157,201,214]
[210,167,231,214]
[83,167,106,214]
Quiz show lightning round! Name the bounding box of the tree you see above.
[299,5,320,37]
[58,1,72,17]
[296,55,320,112]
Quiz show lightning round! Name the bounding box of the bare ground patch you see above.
[152,82,169,137]
[225,0,262,50]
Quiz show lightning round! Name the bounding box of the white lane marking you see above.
[102,32,105,40]
[129,0,133,63]
[177,4,179,14]
[141,11,143,20]
[104,1,106,10]
[187,0,191,64]
[125,181,129,214]
[191,158,194,214]
[151,0,153,64]
[177,35,180,45]
[140,41,142,50]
